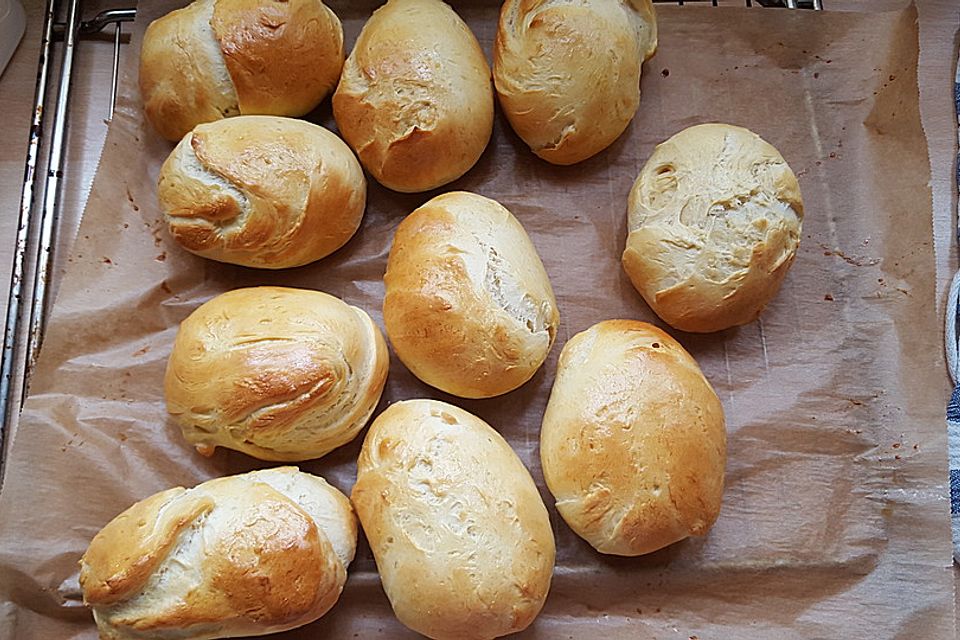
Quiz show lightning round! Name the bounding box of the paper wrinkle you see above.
[0,2,953,639]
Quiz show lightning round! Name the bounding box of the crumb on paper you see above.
[132,346,150,357]
[102,257,112,265]
[824,294,834,301]
[820,245,880,267]
[126,187,140,212]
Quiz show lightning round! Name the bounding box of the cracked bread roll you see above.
[140,0,344,141]
[157,116,366,269]
[79,467,357,640]
[165,287,389,461]
[493,0,657,165]
[352,399,555,640]
[622,123,804,333]
[332,0,493,193]
[540,320,726,556]
[383,192,558,398]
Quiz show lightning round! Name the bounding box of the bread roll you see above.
[80,467,357,640]
[494,0,657,165]
[383,192,558,398]
[622,123,804,333]
[165,287,388,461]
[140,0,344,141]
[540,320,725,556]
[157,116,366,269]
[352,399,555,640]
[332,0,493,193]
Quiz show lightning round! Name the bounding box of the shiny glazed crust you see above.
[79,467,357,640]
[383,192,559,398]
[493,0,657,165]
[164,287,389,461]
[332,0,493,193]
[540,320,726,556]
[352,399,555,640]
[157,116,366,269]
[140,0,344,141]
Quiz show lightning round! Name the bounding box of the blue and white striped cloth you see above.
[947,59,960,562]
[948,388,960,560]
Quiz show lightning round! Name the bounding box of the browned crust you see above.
[79,488,213,605]
[212,0,344,116]
[541,320,726,556]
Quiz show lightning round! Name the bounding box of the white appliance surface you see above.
[0,0,25,79]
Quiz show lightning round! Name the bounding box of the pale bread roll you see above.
[157,116,366,269]
[622,123,804,333]
[352,399,555,640]
[80,467,357,640]
[140,0,344,141]
[383,192,559,398]
[165,287,389,461]
[541,320,726,556]
[332,0,493,193]
[493,0,657,165]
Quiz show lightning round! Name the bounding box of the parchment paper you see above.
[0,3,953,638]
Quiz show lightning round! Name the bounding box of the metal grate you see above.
[0,1,135,471]
[0,0,824,475]
[653,0,822,7]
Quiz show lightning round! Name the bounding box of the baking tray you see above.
[0,2,953,639]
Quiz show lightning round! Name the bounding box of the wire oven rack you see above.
[0,0,823,479]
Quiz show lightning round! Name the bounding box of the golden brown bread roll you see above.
[493,0,657,165]
[157,116,366,269]
[622,123,804,333]
[352,399,555,640]
[332,0,494,193]
[140,0,344,141]
[540,320,726,556]
[383,192,559,398]
[80,467,357,640]
[165,287,388,461]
